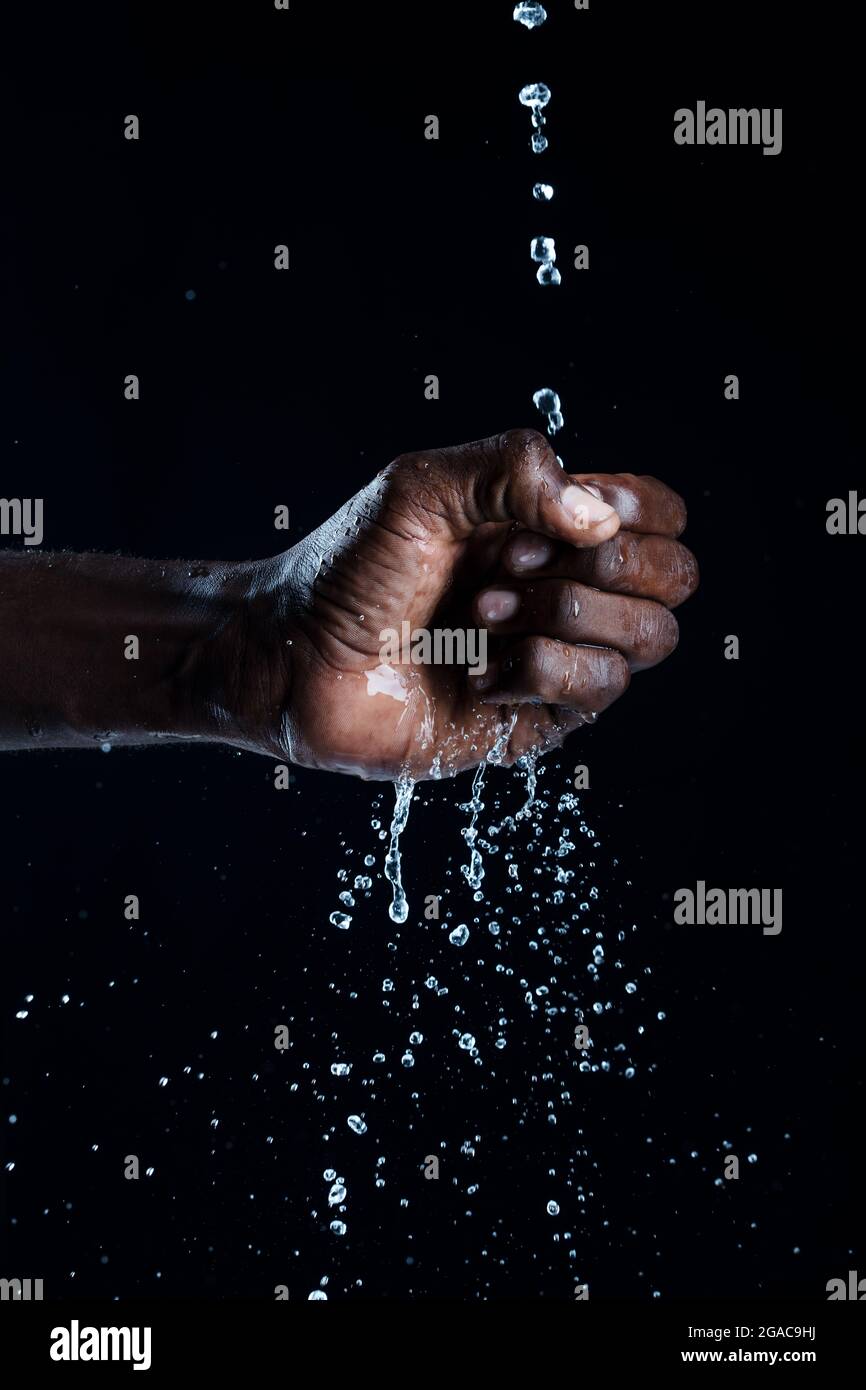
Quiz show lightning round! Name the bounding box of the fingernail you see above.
[478,589,520,623]
[510,535,555,570]
[561,483,616,527]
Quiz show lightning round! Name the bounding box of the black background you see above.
[1,1,862,1303]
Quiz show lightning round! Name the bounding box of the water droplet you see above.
[533,388,560,414]
[531,236,556,263]
[513,1,547,28]
[385,776,415,923]
[519,83,551,111]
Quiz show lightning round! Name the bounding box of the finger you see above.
[569,473,687,537]
[502,530,699,609]
[468,636,630,710]
[473,580,679,671]
[396,428,621,548]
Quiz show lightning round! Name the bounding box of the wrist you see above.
[188,556,299,759]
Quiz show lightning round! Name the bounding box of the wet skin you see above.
[267,429,698,779]
[0,430,697,778]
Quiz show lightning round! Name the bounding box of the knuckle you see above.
[499,428,550,474]
[631,600,678,663]
[671,542,700,602]
[605,649,631,695]
[548,580,578,632]
[595,533,633,587]
[523,636,559,698]
[656,607,680,658]
[386,450,423,475]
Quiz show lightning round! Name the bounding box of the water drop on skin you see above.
[366,663,408,703]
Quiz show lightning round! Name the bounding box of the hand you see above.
[243,429,698,780]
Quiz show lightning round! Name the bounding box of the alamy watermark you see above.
[49,1321,152,1371]
[1,1276,43,1300]
[673,881,782,935]
[674,103,782,157]
[379,621,488,675]
[0,497,43,545]
[826,492,865,534]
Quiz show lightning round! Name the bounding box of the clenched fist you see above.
[0,430,697,779]
[248,429,698,779]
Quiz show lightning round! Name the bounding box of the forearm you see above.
[0,551,262,752]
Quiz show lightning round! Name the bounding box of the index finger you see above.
[571,472,687,538]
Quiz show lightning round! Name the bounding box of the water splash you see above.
[283,36,685,1305]
[384,774,415,923]
[460,760,487,892]
[516,749,539,819]
[460,714,517,892]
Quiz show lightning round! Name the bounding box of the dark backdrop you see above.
[1,1,861,1301]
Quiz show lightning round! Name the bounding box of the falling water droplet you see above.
[519,83,551,112]
[513,2,548,28]
[531,236,556,263]
[384,775,415,923]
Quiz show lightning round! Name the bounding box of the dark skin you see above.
[0,430,697,778]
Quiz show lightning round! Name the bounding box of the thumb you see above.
[421,428,621,547]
